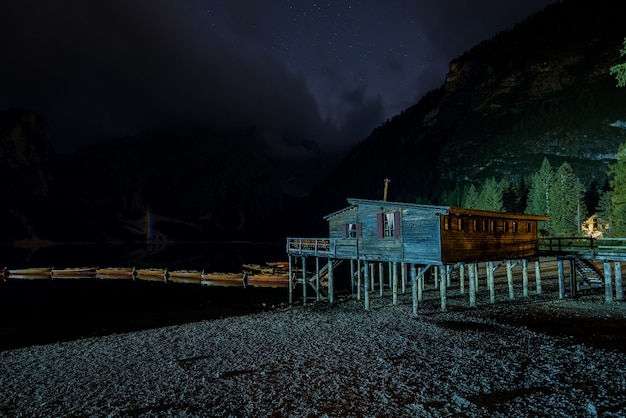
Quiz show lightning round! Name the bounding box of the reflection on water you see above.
[0,241,290,350]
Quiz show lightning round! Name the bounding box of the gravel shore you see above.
[1,285,625,418]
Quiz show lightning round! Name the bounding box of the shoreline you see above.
[1,290,625,417]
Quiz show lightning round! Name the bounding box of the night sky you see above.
[1,1,555,156]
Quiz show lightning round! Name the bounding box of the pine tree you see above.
[608,141,626,236]
[549,162,585,236]
[526,158,554,234]
[476,177,505,212]
[462,184,480,209]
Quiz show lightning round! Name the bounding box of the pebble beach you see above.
[1,288,625,417]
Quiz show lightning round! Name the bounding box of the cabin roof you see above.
[323,198,549,221]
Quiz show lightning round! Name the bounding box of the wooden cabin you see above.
[288,198,549,265]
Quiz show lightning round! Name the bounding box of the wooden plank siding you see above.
[309,198,549,265]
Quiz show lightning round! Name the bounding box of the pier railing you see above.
[286,238,359,258]
[539,237,626,259]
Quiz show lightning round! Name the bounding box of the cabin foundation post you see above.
[522,259,529,298]
[468,262,476,308]
[434,266,439,289]
[506,260,515,300]
[288,255,293,306]
[440,264,447,312]
[474,263,479,291]
[401,263,407,294]
[569,259,577,299]
[388,262,393,288]
[459,264,465,295]
[557,259,565,299]
[417,267,424,302]
[328,258,334,304]
[392,262,399,305]
[350,259,355,295]
[379,262,384,297]
[357,260,362,301]
[315,257,321,301]
[302,256,307,306]
[535,259,542,294]
[411,264,418,317]
[370,263,375,292]
[604,261,614,303]
[487,261,495,304]
[364,260,370,310]
[446,267,451,288]
[615,261,623,301]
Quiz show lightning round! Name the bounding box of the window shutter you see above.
[356,223,362,238]
[341,224,348,239]
[376,213,384,238]
[393,211,401,238]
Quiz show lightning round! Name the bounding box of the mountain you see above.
[306,0,626,223]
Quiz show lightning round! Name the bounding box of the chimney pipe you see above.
[383,178,390,201]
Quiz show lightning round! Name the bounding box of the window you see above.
[504,221,509,233]
[377,211,400,238]
[489,220,495,232]
[527,223,532,233]
[512,221,518,233]
[443,216,450,230]
[482,219,488,232]
[472,219,478,232]
[457,218,463,231]
[342,223,361,239]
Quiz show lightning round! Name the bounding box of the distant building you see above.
[582,213,609,238]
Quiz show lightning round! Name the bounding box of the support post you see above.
[569,259,577,299]
[434,266,439,289]
[615,261,623,301]
[316,257,320,301]
[379,262,384,297]
[364,260,370,310]
[370,263,375,292]
[350,259,355,295]
[288,255,293,306]
[558,259,565,299]
[604,261,614,303]
[411,264,418,317]
[488,261,495,304]
[507,260,515,300]
[401,263,407,294]
[535,259,542,295]
[474,263,479,291]
[357,260,362,301]
[522,259,529,298]
[446,267,451,288]
[440,264,447,312]
[468,262,476,308]
[328,258,334,304]
[302,256,307,306]
[388,262,393,288]
[459,264,465,295]
[392,262,398,305]
[417,266,424,302]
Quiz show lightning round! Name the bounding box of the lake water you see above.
[0,241,291,350]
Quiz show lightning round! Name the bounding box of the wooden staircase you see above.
[307,260,343,299]
[574,259,603,291]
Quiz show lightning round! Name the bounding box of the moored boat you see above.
[136,268,167,282]
[7,267,53,278]
[96,267,136,279]
[52,267,97,277]
[200,272,242,281]
[167,270,203,283]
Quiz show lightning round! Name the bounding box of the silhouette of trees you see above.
[610,38,626,87]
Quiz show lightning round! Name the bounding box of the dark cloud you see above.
[0,0,556,156]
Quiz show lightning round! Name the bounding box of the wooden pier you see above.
[286,199,625,314]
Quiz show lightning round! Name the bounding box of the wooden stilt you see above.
[417,266,423,302]
[370,263,375,292]
[392,262,398,305]
[440,264,447,312]
[328,258,334,304]
[357,260,362,301]
[379,262,384,297]
[615,261,623,301]
[302,256,307,306]
[364,260,370,310]
[604,261,613,303]
[288,255,293,306]
[315,257,320,301]
[474,263,479,291]
[411,264,418,317]
[507,260,515,300]
[569,259,577,299]
[350,259,355,295]
[522,259,529,298]
[401,263,407,294]
[558,259,565,299]
[487,261,495,304]
[388,262,393,288]
[446,267,451,288]
[459,264,465,295]
[469,262,476,308]
[434,266,439,289]
[535,259,542,295]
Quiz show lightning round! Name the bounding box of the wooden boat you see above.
[200,272,242,281]
[167,270,203,284]
[7,267,53,278]
[266,261,289,270]
[136,268,167,282]
[52,267,97,277]
[246,272,290,284]
[96,267,136,279]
